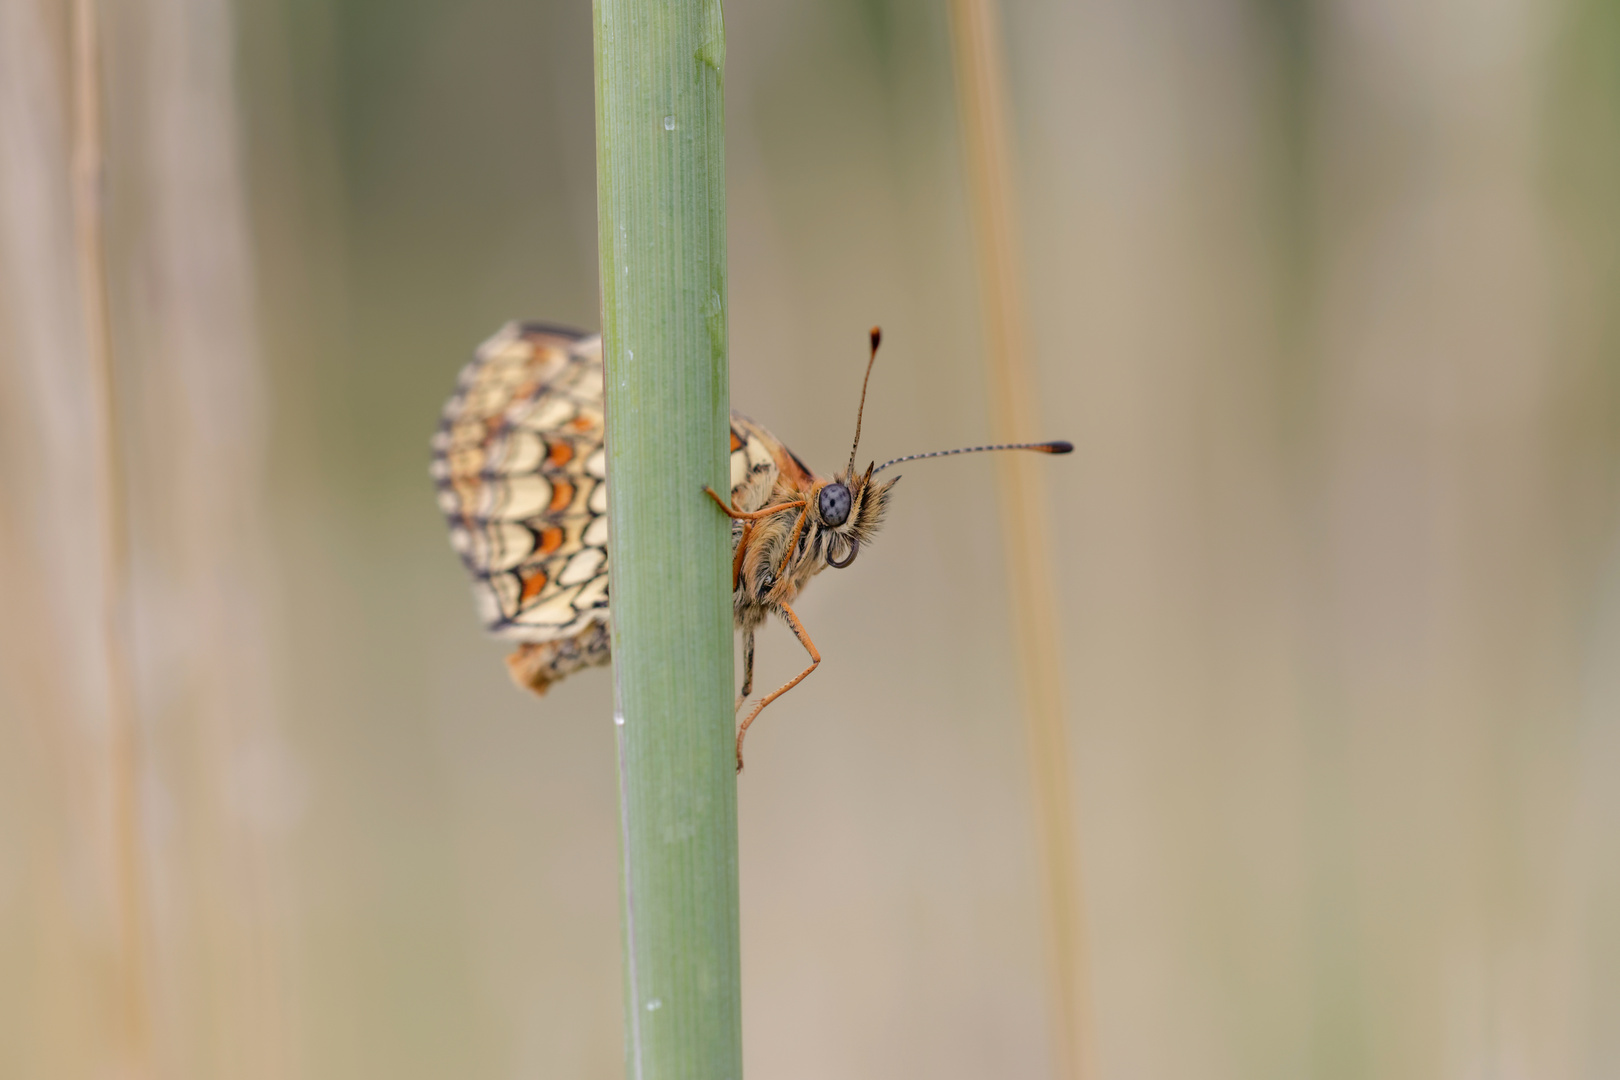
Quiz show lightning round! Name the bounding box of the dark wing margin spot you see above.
[517,321,590,340]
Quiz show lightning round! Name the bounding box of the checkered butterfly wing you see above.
[432,322,788,693]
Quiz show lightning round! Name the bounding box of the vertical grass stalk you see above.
[71,0,151,1075]
[591,0,739,1076]
[947,1,1091,1078]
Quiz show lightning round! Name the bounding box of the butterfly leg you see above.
[703,486,806,521]
[775,505,810,580]
[735,603,820,772]
[736,626,755,713]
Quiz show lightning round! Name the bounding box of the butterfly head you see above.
[810,462,896,571]
[749,327,1071,599]
[806,325,1076,572]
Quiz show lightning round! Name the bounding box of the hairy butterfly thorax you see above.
[434,323,1070,770]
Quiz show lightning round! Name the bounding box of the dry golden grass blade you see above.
[132,0,302,1071]
[947,1,1090,1078]
[1,2,111,1072]
[71,0,152,1074]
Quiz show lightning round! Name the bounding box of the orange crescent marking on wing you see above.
[519,567,549,604]
[547,441,575,467]
[730,429,743,452]
[536,526,564,556]
[548,480,576,513]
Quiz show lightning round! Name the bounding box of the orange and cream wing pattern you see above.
[432,322,610,642]
[434,321,814,694]
[727,413,794,516]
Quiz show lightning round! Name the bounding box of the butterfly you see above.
[431,321,1071,769]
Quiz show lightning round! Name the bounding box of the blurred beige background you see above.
[4,0,1620,1077]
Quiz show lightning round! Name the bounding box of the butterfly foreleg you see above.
[703,486,806,522]
[736,626,755,714]
[776,505,811,580]
[735,603,820,772]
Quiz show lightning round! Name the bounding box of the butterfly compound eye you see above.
[818,483,852,527]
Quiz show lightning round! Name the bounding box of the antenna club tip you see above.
[1041,441,1074,455]
[869,326,881,350]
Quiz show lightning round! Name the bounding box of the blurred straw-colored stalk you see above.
[71,0,154,1073]
[0,0,295,1075]
[0,0,126,1072]
[127,0,300,1074]
[948,0,1089,1078]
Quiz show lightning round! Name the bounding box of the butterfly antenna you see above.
[872,439,1073,475]
[846,327,881,478]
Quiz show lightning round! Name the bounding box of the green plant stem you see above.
[592,0,738,1076]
